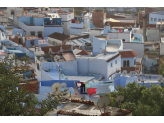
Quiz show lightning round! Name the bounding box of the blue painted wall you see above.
[44,27,63,37]
[12,28,24,35]
[121,57,135,67]
[33,18,44,26]
[25,39,38,47]
[40,80,79,87]
[18,16,31,24]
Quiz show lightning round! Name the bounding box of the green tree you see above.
[105,82,164,116]
[0,55,67,116]
[159,57,164,77]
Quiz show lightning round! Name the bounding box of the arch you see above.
[123,60,126,67]
[127,60,130,67]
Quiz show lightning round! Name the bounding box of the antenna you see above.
[39,57,44,62]
[61,82,67,88]
[51,82,62,96]
[122,70,127,76]
[116,95,124,110]
[97,96,110,113]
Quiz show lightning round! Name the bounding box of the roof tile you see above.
[119,50,138,58]
[48,32,70,41]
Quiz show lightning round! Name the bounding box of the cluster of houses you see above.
[1,7,164,116]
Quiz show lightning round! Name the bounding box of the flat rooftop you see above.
[65,76,95,82]
[152,11,164,15]
[106,44,119,52]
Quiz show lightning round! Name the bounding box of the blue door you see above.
[30,17,33,24]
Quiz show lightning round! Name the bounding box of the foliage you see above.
[74,7,86,16]
[159,57,164,77]
[0,55,67,116]
[105,82,164,116]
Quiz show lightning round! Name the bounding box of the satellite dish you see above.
[51,82,62,96]
[122,70,127,76]
[61,82,67,88]
[39,57,44,61]
[158,76,163,82]
[97,96,110,113]
[116,95,124,109]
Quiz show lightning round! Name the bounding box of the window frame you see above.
[154,18,157,22]
[123,60,126,67]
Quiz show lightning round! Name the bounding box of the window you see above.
[19,38,23,45]
[37,63,40,70]
[30,31,35,36]
[154,18,157,22]
[159,19,161,22]
[30,40,34,46]
[123,60,126,67]
[111,63,113,67]
[127,60,130,67]
[151,18,153,21]
[115,60,117,64]
[38,31,42,38]
[122,39,125,42]
[162,19,164,21]
[11,11,14,15]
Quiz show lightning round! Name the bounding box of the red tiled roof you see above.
[41,45,72,54]
[48,32,70,41]
[73,47,91,55]
[119,50,138,58]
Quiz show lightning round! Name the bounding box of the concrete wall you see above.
[139,29,159,41]
[108,32,131,42]
[70,28,83,35]
[123,42,144,58]
[60,14,72,21]
[44,27,63,37]
[121,57,135,67]
[62,21,71,35]
[90,30,103,43]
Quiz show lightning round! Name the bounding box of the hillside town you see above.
[1,7,164,116]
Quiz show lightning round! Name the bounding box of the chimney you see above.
[71,45,73,51]
[143,14,147,42]
[59,69,61,80]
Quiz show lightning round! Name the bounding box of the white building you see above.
[70,16,90,35]
[76,53,121,81]
[139,28,160,41]
[149,11,164,24]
